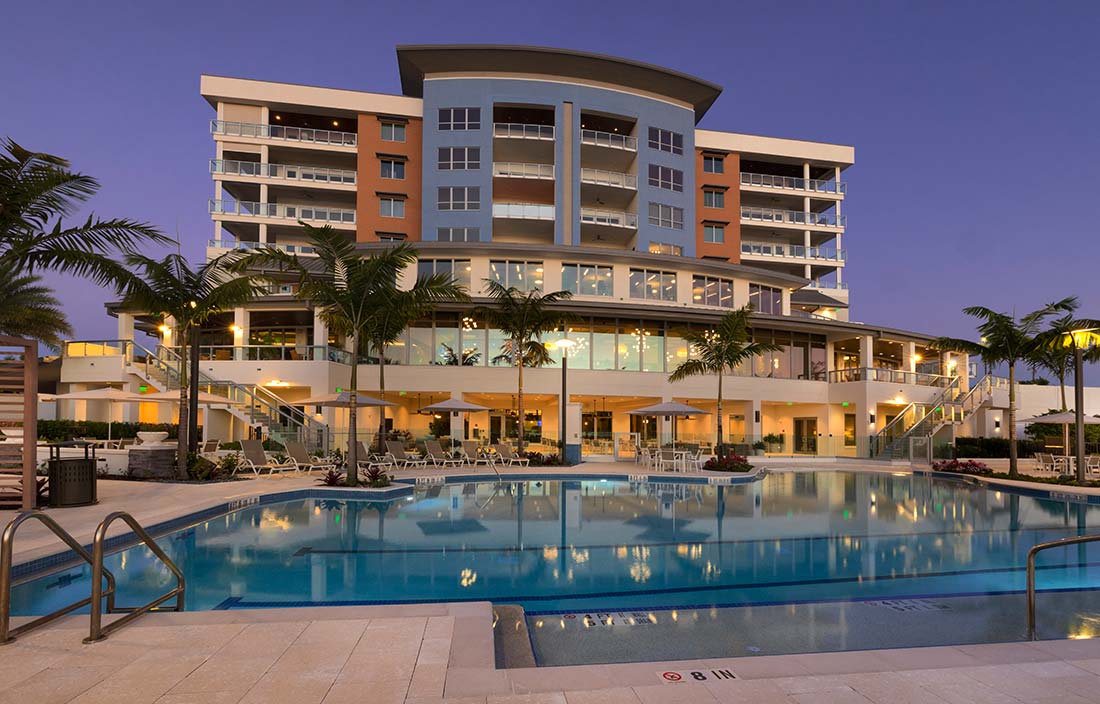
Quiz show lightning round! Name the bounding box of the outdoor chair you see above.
[239,439,296,477]
[200,439,220,454]
[654,449,679,472]
[354,441,394,474]
[424,440,462,468]
[494,444,530,467]
[1087,455,1100,475]
[285,441,335,475]
[460,441,494,469]
[385,440,428,468]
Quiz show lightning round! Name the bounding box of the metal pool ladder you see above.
[1026,533,1100,640]
[0,510,185,645]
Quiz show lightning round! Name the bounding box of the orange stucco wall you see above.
[695,149,740,262]
[356,114,423,242]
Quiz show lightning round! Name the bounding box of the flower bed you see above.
[702,454,754,473]
[931,459,993,475]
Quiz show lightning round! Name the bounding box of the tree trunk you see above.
[516,347,525,453]
[377,342,387,454]
[176,328,189,480]
[346,333,359,487]
[188,328,200,456]
[1059,368,1068,411]
[1008,361,1018,478]
[716,371,724,459]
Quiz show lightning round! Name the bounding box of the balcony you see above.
[580,129,637,151]
[209,200,355,226]
[492,202,555,220]
[741,206,845,229]
[493,123,554,140]
[207,239,318,256]
[492,162,554,180]
[740,172,845,196]
[805,280,849,291]
[580,168,637,190]
[827,367,951,387]
[210,120,357,147]
[741,242,846,262]
[210,159,356,186]
[580,208,637,229]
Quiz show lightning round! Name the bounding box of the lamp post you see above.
[1068,328,1099,482]
[553,338,576,464]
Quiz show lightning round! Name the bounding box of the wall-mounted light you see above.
[158,324,170,334]
[912,353,922,363]
[230,323,242,336]
[869,413,876,425]
[754,410,760,424]
[994,418,1001,433]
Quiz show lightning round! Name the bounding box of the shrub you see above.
[703,454,754,472]
[360,465,392,488]
[38,420,180,441]
[216,453,241,477]
[520,451,563,466]
[954,437,1044,458]
[317,468,345,487]
[932,459,993,475]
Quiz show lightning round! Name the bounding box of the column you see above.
[312,308,328,361]
[803,164,813,283]
[835,232,844,285]
[825,340,836,374]
[958,352,971,393]
[449,392,464,443]
[117,313,135,342]
[232,308,249,360]
[859,335,874,370]
[903,341,917,374]
[747,399,762,444]
[560,101,575,247]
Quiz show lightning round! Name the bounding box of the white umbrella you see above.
[628,401,710,448]
[298,391,395,408]
[418,399,491,413]
[52,387,148,442]
[1024,411,1100,454]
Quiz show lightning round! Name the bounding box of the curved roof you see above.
[396,44,723,122]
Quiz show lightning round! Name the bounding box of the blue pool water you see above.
[13,471,1100,624]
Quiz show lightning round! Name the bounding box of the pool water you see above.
[13,471,1100,661]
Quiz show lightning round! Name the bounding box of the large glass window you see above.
[647,203,683,229]
[647,127,684,155]
[648,242,683,256]
[488,327,510,367]
[380,122,405,142]
[417,258,471,289]
[380,197,405,218]
[409,320,432,365]
[459,317,486,366]
[591,321,616,370]
[618,322,640,371]
[703,224,725,243]
[703,189,725,208]
[433,313,459,366]
[692,275,733,308]
[437,186,480,211]
[562,263,613,296]
[647,165,683,192]
[380,159,405,180]
[490,260,544,291]
[437,227,480,242]
[640,324,664,372]
[437,147,480,170]
[563,321,591,370]
[629,268,677,301]
[749,283,782,315]
[438,107,481,130]
[703,155,724,173]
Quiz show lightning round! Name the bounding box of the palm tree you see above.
[667,305,781,458]
[931,298,1076,478]
[473,280,572,452]
[113,252,265,479]
[232,225,443,485]
[1032,305,1100,412]
[0,138,167,280]
[0,267,73,349]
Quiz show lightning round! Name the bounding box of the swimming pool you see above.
[12,471,1100,663]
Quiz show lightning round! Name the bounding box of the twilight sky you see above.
[2,0,1097,379]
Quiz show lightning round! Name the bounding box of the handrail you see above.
[1,512,117,644]
[85,511,184,643]
[1026,533,1100,639]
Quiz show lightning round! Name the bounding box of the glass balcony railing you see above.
[580,208,638,229]
[207,239,318,256]
[828,367,951,387]
[492,162,554,179]
[209,200,355,225]
[210,120,357,147]
[492,202,556,220]
[741,242,846,262]
[493,123,555,140]
[580,129,637,151]
[806,280,849,290]
[740,172,846,195]
[741,206,845,228]
[580,168,637,189]
[197,345,353,364]
[210,159,356,185]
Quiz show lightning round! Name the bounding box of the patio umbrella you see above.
[628,401,710,448]
[298,391,395,408]
[418,399,491,413]
[1023,411,1100,455]
[52,387,148,442]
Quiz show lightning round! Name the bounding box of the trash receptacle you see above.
[47,441,98,507]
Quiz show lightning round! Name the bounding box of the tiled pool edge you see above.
[914,469,1100,504]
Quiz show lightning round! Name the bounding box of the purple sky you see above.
[2,1,1097,379]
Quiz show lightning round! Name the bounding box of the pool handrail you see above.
[1026,532,1100,639]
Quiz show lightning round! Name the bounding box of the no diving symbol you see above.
[563,614,576,620]
[661,672,683,683]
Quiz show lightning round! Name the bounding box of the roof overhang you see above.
[396,44,723,122]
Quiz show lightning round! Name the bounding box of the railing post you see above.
[85,521,107,643]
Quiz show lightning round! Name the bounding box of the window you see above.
[692,275,733,307]
[647,242,683,256]
[437,186,480,211]
[381,122,405,142]
[438,107,481,131]
[703,224,725,243]
[648,165,683,192]
[648,127,684,155]
[437,227,480,242]
[380,159,405,180]
[703,189,725,208]
[377,233,405,243]
[562,263,613,297]
[749,283,783,315]
[703,155,725,174]
[380,197,405,218]
[844,414,857,447]
[418,259,472,289]
[629,268,677,301]
[490,260,544,291]
[648,203,683,229]
[437,147,481,170]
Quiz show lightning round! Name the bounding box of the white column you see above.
[233,308,249,360]
[748,399,762,443]
[859,335,874,370]
[117,313,135,342]
[312,309,328,348]
[825,341,836,374]
[903,341,917,374]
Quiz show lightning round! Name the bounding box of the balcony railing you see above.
[580,129,637,151]
[741,206,845,228]
[492,162,554,180]
[741,242,846,262]
[491,202,555,220]
[580,208,638,229]
[210,120,357,147]
[493,123,555,140]
[210,159,356,185]
[580,168,637,189]
[740,172,846,195]
[209,200,355,225]
[197,345,353,364]
[806,280,849,290]
[207,239,318,256]
[828,367,952,387]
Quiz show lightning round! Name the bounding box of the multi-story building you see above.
[61,45,1008,461]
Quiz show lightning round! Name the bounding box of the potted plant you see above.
[752,440,766,456]
[763,433,784,453]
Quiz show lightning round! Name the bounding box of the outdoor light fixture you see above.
[869,413,876,425]
[158,324,170,334]
[230,324,242,334]
[994,418,1001,432]
[912,354,922,363]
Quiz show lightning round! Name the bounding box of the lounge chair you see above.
[239,439,296,476]
[385,440,428,468]
[460,441,494,469]
[285,441,335,475]
[200,439,221,454]
[354,441,394,474]
[1087,455,1100,476]
[494,444,530,467]
[424,440,462,468]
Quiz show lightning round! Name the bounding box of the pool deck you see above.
[7,460,1100,703]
